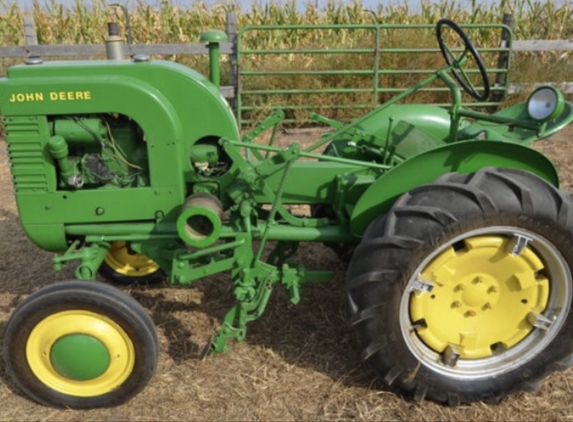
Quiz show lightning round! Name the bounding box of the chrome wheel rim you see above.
[400,226,572,379]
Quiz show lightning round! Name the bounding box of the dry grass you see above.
[3,127,573,421]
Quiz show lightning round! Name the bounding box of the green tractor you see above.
[2,18,573,408]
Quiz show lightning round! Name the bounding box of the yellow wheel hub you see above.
[26,310,135,397]
[104,241,160,277]
[410,235,549,359]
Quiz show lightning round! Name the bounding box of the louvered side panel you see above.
[5,116,54,192]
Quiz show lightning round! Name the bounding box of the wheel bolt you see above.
[451,301,462,309]
[487,286,497,294]
[473,276,484,284]
[482,302,492,310]
[464,310,477,317]
[454,284,465,292]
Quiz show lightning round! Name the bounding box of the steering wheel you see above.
[436,18,490,101]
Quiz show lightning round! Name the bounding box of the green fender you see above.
[349,140,559,236]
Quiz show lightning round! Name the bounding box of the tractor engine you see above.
[47,115,149,190]
[1,52,240,253]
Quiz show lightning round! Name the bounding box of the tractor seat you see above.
[389,120,447,159]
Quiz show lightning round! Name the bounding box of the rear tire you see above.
[347,167,573,404]
[98,241,164,285]
[3,281,159,408]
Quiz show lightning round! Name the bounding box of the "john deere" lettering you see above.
[8,91,92,103]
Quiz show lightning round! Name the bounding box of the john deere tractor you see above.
[2,18,573,408]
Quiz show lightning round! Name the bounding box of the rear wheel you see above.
[99,241,164,285]
[3,281,159,408]
[347,167,573,404]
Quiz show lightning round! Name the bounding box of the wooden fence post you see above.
[23,15,38,47]
[226,12,239,117]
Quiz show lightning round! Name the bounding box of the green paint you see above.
[349,141,559,236]
[50,334,111,381]
[200,30,227,88]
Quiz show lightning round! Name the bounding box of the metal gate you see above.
[236,23,512,125]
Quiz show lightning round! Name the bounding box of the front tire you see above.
[3,281,159,408]
[347,167,573,404]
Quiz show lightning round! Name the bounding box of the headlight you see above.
[527,86,564,121]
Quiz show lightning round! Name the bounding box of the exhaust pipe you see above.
[105,22,125,60]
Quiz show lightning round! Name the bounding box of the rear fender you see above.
[349,141,559,236]
[348,104,456,143]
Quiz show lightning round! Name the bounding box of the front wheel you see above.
[347,167,573,404]
[3,281,159,408]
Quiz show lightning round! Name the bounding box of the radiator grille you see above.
[6,118,49,192]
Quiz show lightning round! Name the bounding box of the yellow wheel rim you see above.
[401,227,572,378]
[410,235,549,359]
[104,241,160,277]
[26,310,135,397]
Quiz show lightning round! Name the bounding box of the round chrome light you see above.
[527,86,564,121]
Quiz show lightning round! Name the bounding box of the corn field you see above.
[0,0,572,122]
[1,0,573,44]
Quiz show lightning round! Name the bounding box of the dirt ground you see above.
[2,127,573,421]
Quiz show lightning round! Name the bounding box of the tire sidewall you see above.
[363,214,573,402]
[3,284,158,408]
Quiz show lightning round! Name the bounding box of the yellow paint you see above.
[8,92,44,102]
[49,91,92,101]
[26,310,135,397]
[410,235,549,359]
[104,241,160,277]
[8,91,92,103]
